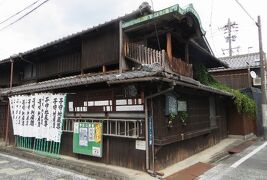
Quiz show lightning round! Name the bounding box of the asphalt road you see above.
[0,153,94,180]
[200,141,267,180]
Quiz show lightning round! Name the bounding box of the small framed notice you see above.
[136,140,146,150]
[68,102,74,112]
[178,100,187,112]
[165,94,177,115]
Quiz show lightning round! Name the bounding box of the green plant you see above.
[194,64,256,117]
[168,112,176,128]
[178,111,188,125]
[169,112,176,121]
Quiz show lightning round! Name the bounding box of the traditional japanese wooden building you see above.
[0,3,234,172]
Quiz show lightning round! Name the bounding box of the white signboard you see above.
[9,93,66,143]
[178,100,187,112]
[136,140,146,150]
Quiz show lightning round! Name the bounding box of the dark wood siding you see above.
[60,84,146,170]
[211,69,250,89]
[216,97,228,139]
[61,133,146,170]
[213,73,249,90]
[227,100,256,135]
[0,62,38,87]
[0,64,10,87]
[81,25,119,70]
[154,132,220,170]
[36,52,81,79]
[153,93,210,142]
[153,94,228,170]
[0,103,6,139]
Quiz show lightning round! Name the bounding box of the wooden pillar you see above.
[185,42,189,63]
[119,21,127,73]
[5,59,13,146]
[81,40,84,75]
[166,32,172,63]
[102,65,106,73]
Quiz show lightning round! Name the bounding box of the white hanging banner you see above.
[9,93,66,143]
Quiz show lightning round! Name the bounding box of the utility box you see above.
[73,122,103,157]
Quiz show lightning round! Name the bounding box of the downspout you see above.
[145,86,174,175]
[5,58,13,146]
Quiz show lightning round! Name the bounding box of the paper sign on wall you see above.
[73,122,103,157]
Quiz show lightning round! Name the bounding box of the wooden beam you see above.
[5,59,13,146]
[81,40,84,75]
[119,21,127,73]
[185,42,189,63]
[102,65,106,73]
[128,28,173,42]
[166,32,172,64]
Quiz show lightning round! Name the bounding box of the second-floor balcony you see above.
[125,42,193,78]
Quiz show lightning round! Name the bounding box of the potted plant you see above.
[168,112,176,128]
[178,111,188,126]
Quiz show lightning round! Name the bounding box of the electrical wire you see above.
[0,0,40,25]
[150,0,161,50]
[234,0,257,24]
[0,0,50,31]
[208,0,218,55]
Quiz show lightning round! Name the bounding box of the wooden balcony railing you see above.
[171,57,193,78]
[125,43,165,66]
[125,42,193,78]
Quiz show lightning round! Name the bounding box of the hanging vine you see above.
[194,64,256,117]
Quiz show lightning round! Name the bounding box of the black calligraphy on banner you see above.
[9,94,66,142]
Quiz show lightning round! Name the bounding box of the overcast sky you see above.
[0,0,266,60]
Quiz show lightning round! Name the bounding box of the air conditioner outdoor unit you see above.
[253,77,261,86]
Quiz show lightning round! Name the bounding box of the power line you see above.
[208,0,218,55]
[0,0,40,25]
[234,0,257,24]
[0,0,50,31]
[150,0,161,50]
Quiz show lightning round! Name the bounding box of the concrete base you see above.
[228,133,256,140]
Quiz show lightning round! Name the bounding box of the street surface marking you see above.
[0,160,9,164]
[231,141,267,168]
[0,167,34,175]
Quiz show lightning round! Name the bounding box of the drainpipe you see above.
[5,58,13,145]
[145,86,174,175]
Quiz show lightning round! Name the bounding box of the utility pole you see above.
[221,18,238,56]
[228,18,232,56]
[257,16,267,139]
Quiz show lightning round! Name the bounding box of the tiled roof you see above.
[220,52,260,69]
[0,64,232,97]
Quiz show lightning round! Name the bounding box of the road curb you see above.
[0,145,129,180]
